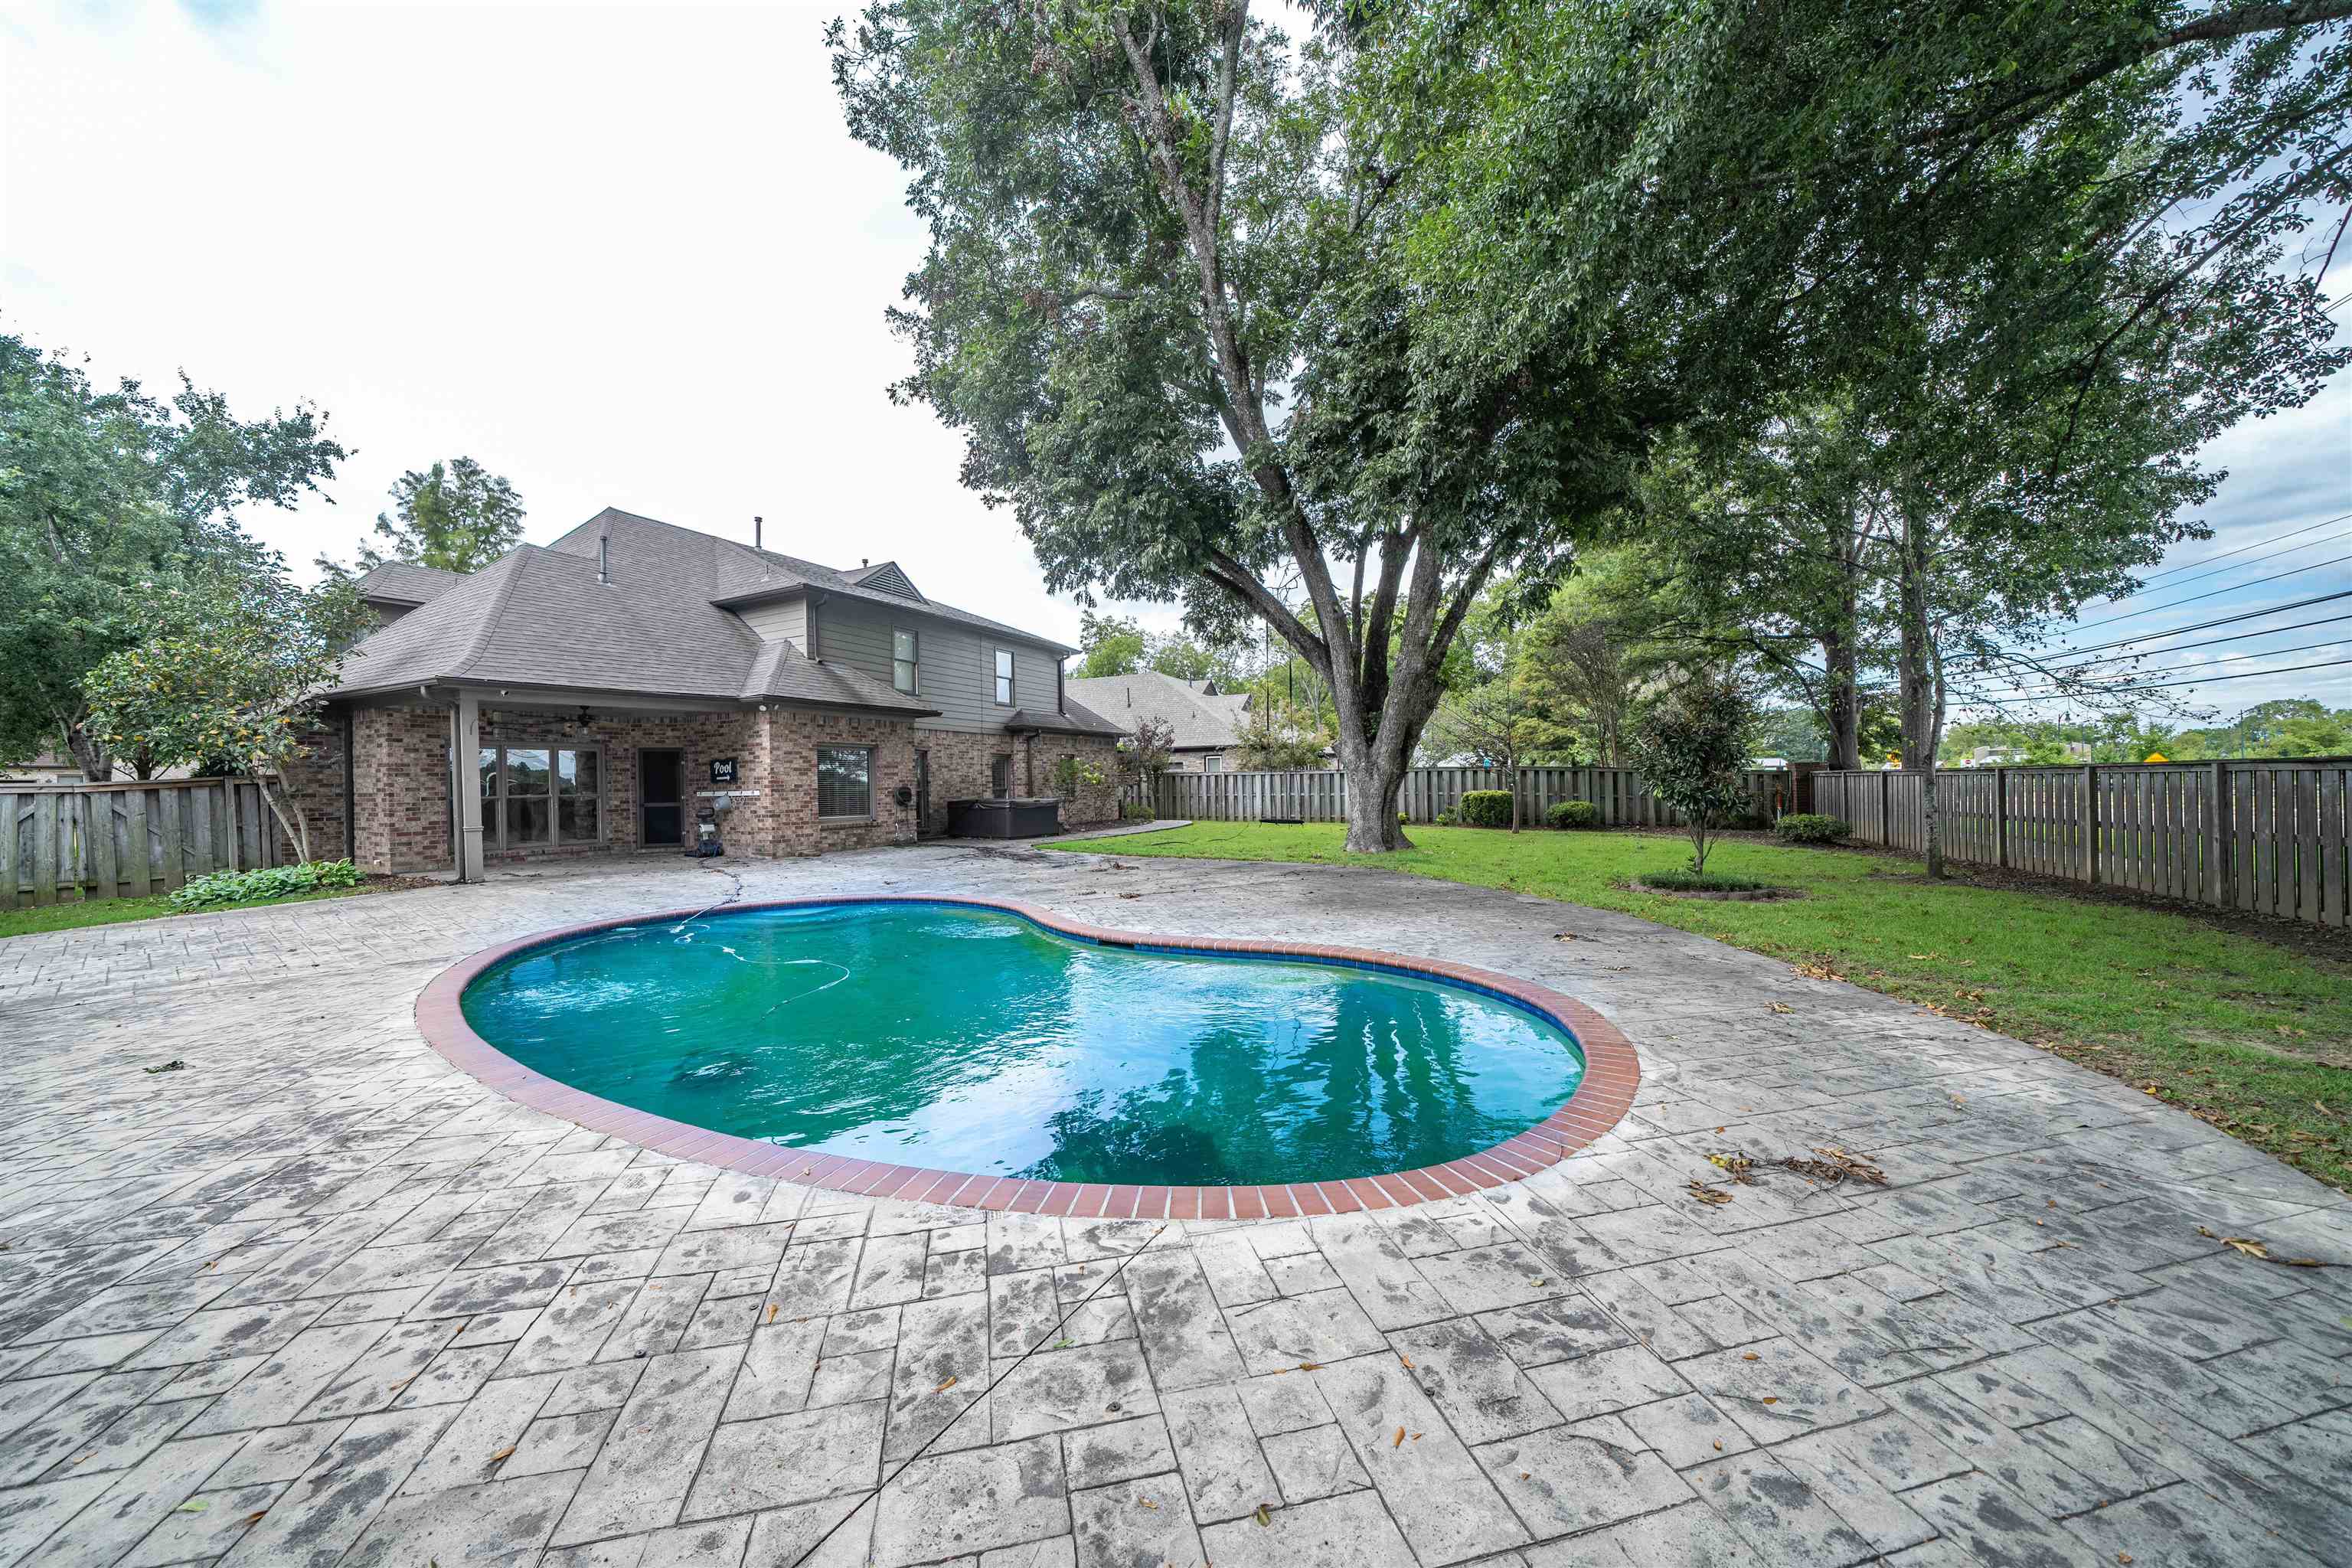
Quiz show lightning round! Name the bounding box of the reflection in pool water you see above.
[460,901,1586,1187]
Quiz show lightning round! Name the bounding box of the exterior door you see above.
[641,749,684,847]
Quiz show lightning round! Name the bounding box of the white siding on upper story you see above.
[737,596,808,647]
[814,594,1064,733]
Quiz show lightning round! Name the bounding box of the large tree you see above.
[335,456,524,576]
[0,333,345,780]
[830,0,1693,850]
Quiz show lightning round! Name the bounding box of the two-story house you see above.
[289,508,1127,876]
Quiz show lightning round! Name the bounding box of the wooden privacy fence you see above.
[1155,766,1790,828]
[1813,761,2348,928]
[2,779,289,908]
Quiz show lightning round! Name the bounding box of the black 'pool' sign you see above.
[709,757,739,786]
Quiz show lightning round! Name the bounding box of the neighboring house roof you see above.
[1064,670,1251,751]
[325,515,935,714]
[351,561,466,606]
[558,509,1075,654]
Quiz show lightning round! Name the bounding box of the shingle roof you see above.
[351,561,465,606]
[1003,699,1128,738]
[557,510,1075,654]
[1063,670,1252,750]
[324,531,933,714]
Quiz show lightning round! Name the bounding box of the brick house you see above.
[293,508,1127,877]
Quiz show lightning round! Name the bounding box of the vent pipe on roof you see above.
[598,533,609,584]
[755,515,763,550]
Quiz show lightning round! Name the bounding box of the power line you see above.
[1971,637,2350,698]
[2060,554,2352,635]
[2116,512,2350,590]
[1990,655,2351,701]
[2093,529,2345,605]
[2012,589,2352,660]
[1975,612,2352,679]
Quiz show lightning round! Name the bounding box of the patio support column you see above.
[453,690,486,883]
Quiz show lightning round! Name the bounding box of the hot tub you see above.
[946,796,1063,838]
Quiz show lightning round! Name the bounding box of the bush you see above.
[1546,800,1599,830]
[1434,809,1456,826]
[1457,789,1515,828]
[1120,801,1155,822]
[168,858,363,913]
[1636,867,1778,893]
[1774,813,1852,845]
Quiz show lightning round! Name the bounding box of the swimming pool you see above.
[420,896,1638,1214]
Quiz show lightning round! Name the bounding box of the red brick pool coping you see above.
[413,895,1640,1220]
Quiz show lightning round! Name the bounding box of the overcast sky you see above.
[3,0,2345,725]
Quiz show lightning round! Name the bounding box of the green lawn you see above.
[0,881,390,941]
[1057,822,2352,1192]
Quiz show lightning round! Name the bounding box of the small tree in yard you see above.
[84,574,374,863]
[1421,674,1540,831]
[1627,673,1756,877]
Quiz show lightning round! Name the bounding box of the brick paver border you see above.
[413,894,1639,1220]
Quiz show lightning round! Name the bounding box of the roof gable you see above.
[850,560,925,602]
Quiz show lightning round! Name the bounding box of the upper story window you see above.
[893,629,919,695]
[994,648,1014,706]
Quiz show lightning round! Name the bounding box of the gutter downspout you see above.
[341,706,356,864]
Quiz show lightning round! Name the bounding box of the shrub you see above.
[1434,809,1457,826]
[1457,790,1514,828]
[1775,813,1852,845]
[168,859,363,913]
[1625,671,1758,874]
[1120,801,1155,822]
[1637,867,1778,893]
[1547,800,1598,830]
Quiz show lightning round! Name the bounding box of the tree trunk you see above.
[1340,734,1410,851]
[64,722,112,783]
[256,773,313,864]
[1893,512,1945,878]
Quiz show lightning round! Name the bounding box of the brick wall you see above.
[912,727,1122,832]
[766,710,921,853]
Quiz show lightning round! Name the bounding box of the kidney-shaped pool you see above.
[451,898,1602,1191]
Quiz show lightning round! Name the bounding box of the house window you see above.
[817,746,874,819]
[1204,754,1224,773]
[479,745,603,849]
[991,754,1013,795]
[893,629,919,695]
[994,648,1014,705]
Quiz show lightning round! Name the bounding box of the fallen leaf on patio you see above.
[1767,1002,1793,1014]
[175,1501,207,1513]
[1256,1504,1272,1526]
[1742,1352,1760,1361]
[1393,1426,1406,1448]
[2216,1235,2331,1267]
[1398,1355,1413,1369]
[935,1376,958,1393]
[766,1305,778,1323]
[244,1511,269,1525]
[1713,1440,1723,1451]
[1760,1396,1779,1405]
[489,1446,516,1462]
[144,1059,187,1074]
[1553,932,1577,942]
[1296,1361,1321,1371]
[1137,1498,1158,1510]
[1687,1181,1733,1206]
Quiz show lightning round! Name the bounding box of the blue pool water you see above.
[459,900,1585,1187]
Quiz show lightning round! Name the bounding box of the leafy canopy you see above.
[0,332,345,776]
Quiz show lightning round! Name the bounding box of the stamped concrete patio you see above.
[1,844,2347,1568]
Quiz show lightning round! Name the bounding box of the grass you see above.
[1633,867,1782,893]
[0,881,390,940]
[1055,821,2352,1193]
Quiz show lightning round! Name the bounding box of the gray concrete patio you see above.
[1,842,2347,1568]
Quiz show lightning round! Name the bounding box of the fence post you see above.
[2209,760,2231,908]
[2081,764,2098,885]
[1993,767,2009,869]
[1880,770,1890,845]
